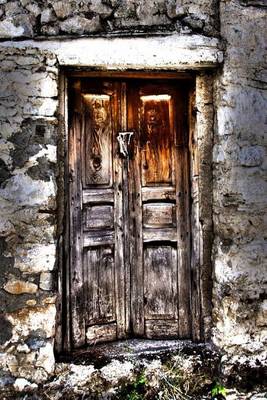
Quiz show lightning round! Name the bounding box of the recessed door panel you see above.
[82,94,113,187]
[144,245,177,319]
[84,246,115,325]
[140,94,174,186]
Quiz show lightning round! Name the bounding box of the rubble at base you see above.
[0,340,266,399]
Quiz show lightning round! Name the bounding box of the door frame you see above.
[55,69,214,354]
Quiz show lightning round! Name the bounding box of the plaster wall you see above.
[0,0,266,390]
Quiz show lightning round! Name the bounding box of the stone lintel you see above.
[0,35,223,70]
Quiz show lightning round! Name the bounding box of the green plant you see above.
[211,382,227,399]
[118,372,147,400]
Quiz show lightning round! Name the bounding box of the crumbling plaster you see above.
[0,0,266,391]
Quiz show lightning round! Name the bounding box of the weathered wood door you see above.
[68,78,191,348]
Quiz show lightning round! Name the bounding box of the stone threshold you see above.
[57,338,219,368]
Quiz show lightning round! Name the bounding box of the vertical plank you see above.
[112,82,126,339]
[128,83,144,335]
[63,74,72,352]
[69,79,86,348]
[120,81,131,336]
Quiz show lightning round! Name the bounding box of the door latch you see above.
[117,131,134,158]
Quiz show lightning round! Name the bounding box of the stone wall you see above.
[212,0,267,381]
[0,46,59,385]
[0,0,219,38]
[0,0,266,392]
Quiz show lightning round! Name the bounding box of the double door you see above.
[68,78,191,348]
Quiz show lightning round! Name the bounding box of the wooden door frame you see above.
[55,69,214,354]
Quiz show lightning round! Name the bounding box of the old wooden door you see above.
[68,78,191,349]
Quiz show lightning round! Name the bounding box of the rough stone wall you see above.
[212,0,267,381]
[0,0,266,391]
[0,47,59,384]
[0,0,219,38]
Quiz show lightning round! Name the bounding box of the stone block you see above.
[4,280,38,295]
[0,353,18,374]
[14,75,58,98]
[238,146,265,167]
[35,341,54,374]
[7,304,56,342]
[23,98,58,117]
[14,56,40,66]
[136,1,170,26]
[25,337,46,350]
[5,1,22,17]
[25,3,41,17]
[52,1,73,19]
[39,272,53,291]
[101,360,134,384]
[41,8,57,24]
[89,1,113,18]
[16,344,30,353]
[0,174,56,208]
[14,243,56,273]
[60,15,102,34]
[13,378,37,391]
[41,25,60,36]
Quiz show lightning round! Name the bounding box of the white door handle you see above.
[117,131,134,157]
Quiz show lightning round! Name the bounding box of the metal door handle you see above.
[117,131,134,157]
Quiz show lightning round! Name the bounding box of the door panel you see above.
[84,246,115,325]
[144,245,177,319]
[140,94,174,186]
[68,78,191,348]
[69,79,126,347]
[82,93,113,187]
[128,82,191,339]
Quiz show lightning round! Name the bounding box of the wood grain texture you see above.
[143,203,176,228]
[143,228,177,242]
[83,188,114,204]
[82,94,113,187]
[68,79,125,347]
[114,81,127,338]
[142,187,176,201]
[84,246,115,325]
[86,323,117,345]
[145,320,179,339]
[66,78,199,348]
[128,83,145,336]
[84,205,114,230]
[128,81,191,339]
[144,245,177,319]
[69,79,86,348]
[140,96,173,186]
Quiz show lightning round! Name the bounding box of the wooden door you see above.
[127,82,191,339]
[68,78,191,349]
